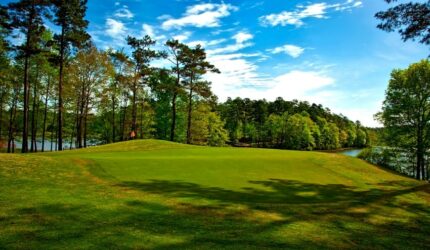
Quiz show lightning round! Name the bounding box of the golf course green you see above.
[1,140,429,249]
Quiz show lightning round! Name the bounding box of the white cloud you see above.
[187,40,207,47]
[268,44,305,58]
[260,0,362,27]
[187,38,227,48]
[140,24,167,42]
[271,71,334,94]
[233,31,253,44]
[114,6,134,19]
[173,31,192,42]
[142,24,155,37]
[105,18,126,38]
[208,39,227,46]
[161,3,238,30]
[206,53,267,98]
[208,42,253,55]
[207,68,335,102]
[207,31,254,55]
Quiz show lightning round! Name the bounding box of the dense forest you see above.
[0,1,372,153]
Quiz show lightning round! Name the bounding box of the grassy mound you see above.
[0,139,429,249]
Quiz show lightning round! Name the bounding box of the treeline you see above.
[219,97,369,150]
[0,1,369,153]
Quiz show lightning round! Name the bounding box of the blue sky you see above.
[3,0,428,126]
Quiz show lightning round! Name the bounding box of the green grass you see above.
[0,139,429,249]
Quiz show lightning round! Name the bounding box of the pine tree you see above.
[165,39,187,141]
[51,0,90,151]
[376,0,430,46]
[182,45,219,144]
[8,0,50,153]
[126,35,164,140]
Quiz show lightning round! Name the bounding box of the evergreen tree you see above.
[51,0,90,151]
[8,0,50,153]
[376,0,430,46]
[126,35,163,139]
[165,39,187,141]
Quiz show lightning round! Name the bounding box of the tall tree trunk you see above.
[50,98,56,152]
[7,88,18,153]
[30,66,39,152]
[41,76,50,152]
[417,125,424,180]
[57,26,65,151]
[121,106,126,141]
[170,65,180,141]
[7,101,14,153]
[111,83,116,142]
[131,76,138,139]
[34,90,40,152]
[84,111,88,147]
[426,164,430,181]
[119,106,124,141]
[121,96,128,141]
[186,86,193,144]
[84,95,89,148]
[71,98,79,150]
[170,92,177,142]
[140,101,144,139]
[0,89,4,142]
[22,55,30,153]
[77,83,85,148]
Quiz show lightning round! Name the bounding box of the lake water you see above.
[5,139,99,151]
[339,149,363,157]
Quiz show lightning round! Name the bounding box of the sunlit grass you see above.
[0,139,429,249]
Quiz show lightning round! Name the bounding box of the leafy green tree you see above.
[355,128,368,148]
[69,45,112,148]
[107,49,130,142]
[285,114,316,150]
[189,103,228,146]
[346,123,357,147]
[207,111,229,146]
[379,60,430,180]
[148,69,175,140]
[265,114,283,145]
[317,117,340,150]
[244,123,257,143]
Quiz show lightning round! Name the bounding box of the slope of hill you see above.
[0,140,429,249]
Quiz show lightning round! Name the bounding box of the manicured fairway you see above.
[0,140,429,249]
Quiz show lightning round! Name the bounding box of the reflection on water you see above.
[339,149,363,157]
[5,139,99,152]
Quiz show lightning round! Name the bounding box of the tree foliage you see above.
[376,0,430,46]
[379,60,430,180]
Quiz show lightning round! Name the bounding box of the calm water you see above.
[8,139,99,151]
[339,149,363,157]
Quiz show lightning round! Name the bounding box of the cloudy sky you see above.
[3,0,428,127]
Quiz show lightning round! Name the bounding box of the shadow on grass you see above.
[1,179,429,249]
